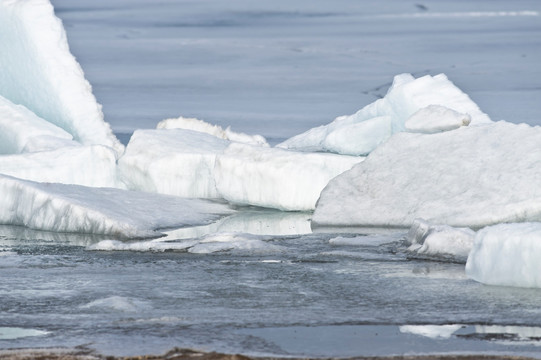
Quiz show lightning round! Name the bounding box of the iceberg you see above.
[313,121,541,228]
[0,95,77,154]
[215,143,364,211]
[0,174,233,238]
[0,0,123,157]
[0,145,119,188]
[406,219,475,262]
[277,73,491,156]
[157,116,269,147]
[466,223,541,288]
[118,129,230,198]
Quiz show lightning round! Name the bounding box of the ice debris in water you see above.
[157,116,269,147]
[406,219,475,262]
[0,174,233,238]
[89,232,285,255]
[277,73,491,155]
[0,0,123,157]
[466,222,541,288]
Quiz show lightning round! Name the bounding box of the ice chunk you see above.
[278,73,491,155]
[405,105,471,134]
[313,121,541,228]
[399,325,463,339]
[466,223,541,288]
[406,219,475,262]
[322,116,392,156]
[157,116,269,147]
[0,0,123,157]
[0,174,233,238]
[118,129,229,198]
[0,145,119,188]
[215,143,364,211]
[89,232,284,255]
[0,95,77,154]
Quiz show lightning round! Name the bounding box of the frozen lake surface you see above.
[1,0,541,357]
[2,212,541,358]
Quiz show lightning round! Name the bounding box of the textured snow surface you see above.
[215,143,363,211]
[157,116,269,147]
[313,121,541,228]
[0,145,119,187]
[277,73,491,155]
[0,174,233,238]
[0,95,76,154]
[466,223,541,288]
[406,219,475,262]
[0,0,123,157]
[118,129,229,198]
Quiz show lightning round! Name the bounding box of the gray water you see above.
[2,210,541,358]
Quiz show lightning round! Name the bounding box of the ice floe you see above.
[0,0,123,157]
[466,222,541,288]
[277,73,491,156]
[118,129,229,198]
[215,143,363,211]
[0,174,233,238]
[406,219,475,262]
[313,121,541,228]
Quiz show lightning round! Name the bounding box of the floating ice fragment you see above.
[0,174,233,238]
[406,219,475,262]
[466,222,541,288]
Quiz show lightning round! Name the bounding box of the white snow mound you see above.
[215,143,364,211]
[0,0,123,157]
[0,174,233,238]
[406,219,475,262]
[277,73,491,155]
[0,95,77,154]
[313,121,541,228]
[118,129,229,198]
[466,223,541,288]
[157,116,269,147]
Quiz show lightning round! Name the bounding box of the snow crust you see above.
[157,116,269,147]
[0,0,123,157]
[313,121,541,228]
[215,143,364,211]
[118,129,229,198]
[0,146,119,188]
[0,174,233,238]
[466,223,541,288]
[277,73,491,155]
[406,219,475,262]
[0,95,76,154]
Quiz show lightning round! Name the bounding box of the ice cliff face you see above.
[0,0,124,157]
